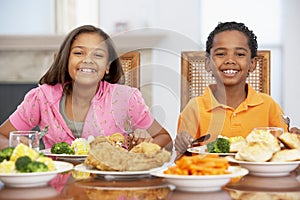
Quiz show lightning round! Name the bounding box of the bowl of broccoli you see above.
[0,144,74,187]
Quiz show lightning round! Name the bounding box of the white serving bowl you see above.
[0,161,73,187]
[151,166,249,192]
[227,157,300,177]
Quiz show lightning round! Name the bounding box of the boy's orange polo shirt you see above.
[177,84,287,141]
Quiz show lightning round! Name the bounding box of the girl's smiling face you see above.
[68,32,110,87]
[207,30,256,87]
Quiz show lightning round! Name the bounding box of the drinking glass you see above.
[9,131,40,151]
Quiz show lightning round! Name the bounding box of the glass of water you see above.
[9,131,40,151]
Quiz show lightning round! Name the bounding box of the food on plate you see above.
[228,136,246,152]
[0,143,56,173]
[108,132,125,148]
[235,142,274,162]
[15,156,48,172]
[246,129,281,153]
[0,147,14,162]
[0,160,15,173]
[84,135,171,171]
[270,149,300,162]
[207,138,230,153]
[130,141,161,156]
[164,154,231,175]
[51,138,91,155]
[234,128,300,162]
[278,132,300,149]
[71,138,90,155]
[51,142,75,154]
[10,143,40,162]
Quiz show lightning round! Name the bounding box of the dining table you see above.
[0,160,299,200]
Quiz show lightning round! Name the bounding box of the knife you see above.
[190,134,211,146]
[176,133,211,160]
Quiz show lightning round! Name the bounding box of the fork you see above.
[124,117,134,150]
[281,114,290,131]
[38,126,49,140]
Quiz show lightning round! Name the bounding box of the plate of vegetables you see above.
[40,138,90,162]
[188,138,236,156]
[0,144,73,187]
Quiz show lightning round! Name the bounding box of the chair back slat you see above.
[120,51,140,89]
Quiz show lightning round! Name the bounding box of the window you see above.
[55,0,99,34]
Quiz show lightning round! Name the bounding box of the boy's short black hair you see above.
[206,21,258,58]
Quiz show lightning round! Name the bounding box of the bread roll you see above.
[270,149,300,162]
[246,129,281,153]
[229,136,246,152]
[235,142,274,162]
[278,132,300,149]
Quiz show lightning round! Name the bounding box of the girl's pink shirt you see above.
[9,81,154,148]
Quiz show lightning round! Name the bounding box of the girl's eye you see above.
[94,53,104,58]
[73,51,83,55]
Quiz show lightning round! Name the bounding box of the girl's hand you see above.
[129,129,154,147]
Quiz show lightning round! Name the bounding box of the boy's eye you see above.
[237,53,246,57]
[215,52,224,56]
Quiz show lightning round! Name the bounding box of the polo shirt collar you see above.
[203,84,264,112]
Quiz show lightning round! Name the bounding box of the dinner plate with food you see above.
[187,136,244,156]
[74,164,168,180]
[0,143,73,187]
[74,133,173,180]
[151,154,249,192]
[226,128,300,177]
[40,138,91,162]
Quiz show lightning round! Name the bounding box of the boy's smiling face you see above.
[207,30,256,87]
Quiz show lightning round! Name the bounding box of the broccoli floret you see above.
[207,138,230,153]
[0,147,15,162]
[51,142,74,154]
[27,161,48,172]
[15,156,32,172]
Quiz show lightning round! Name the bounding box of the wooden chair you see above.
[181,50,271,111]
[119,51,140,89]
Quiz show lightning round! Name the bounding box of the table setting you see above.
[0,127,299,200]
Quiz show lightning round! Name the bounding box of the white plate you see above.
[150,166,249,192]
[187,146,236,156]
[74,163,170,180]
[40,148,88,158]
[40,148,87,162]
[226,156,300,177]
[0,161,73,187]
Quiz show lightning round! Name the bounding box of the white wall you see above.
[1,0,299,136]
[282,0,300,127]
[0,0,55,34]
